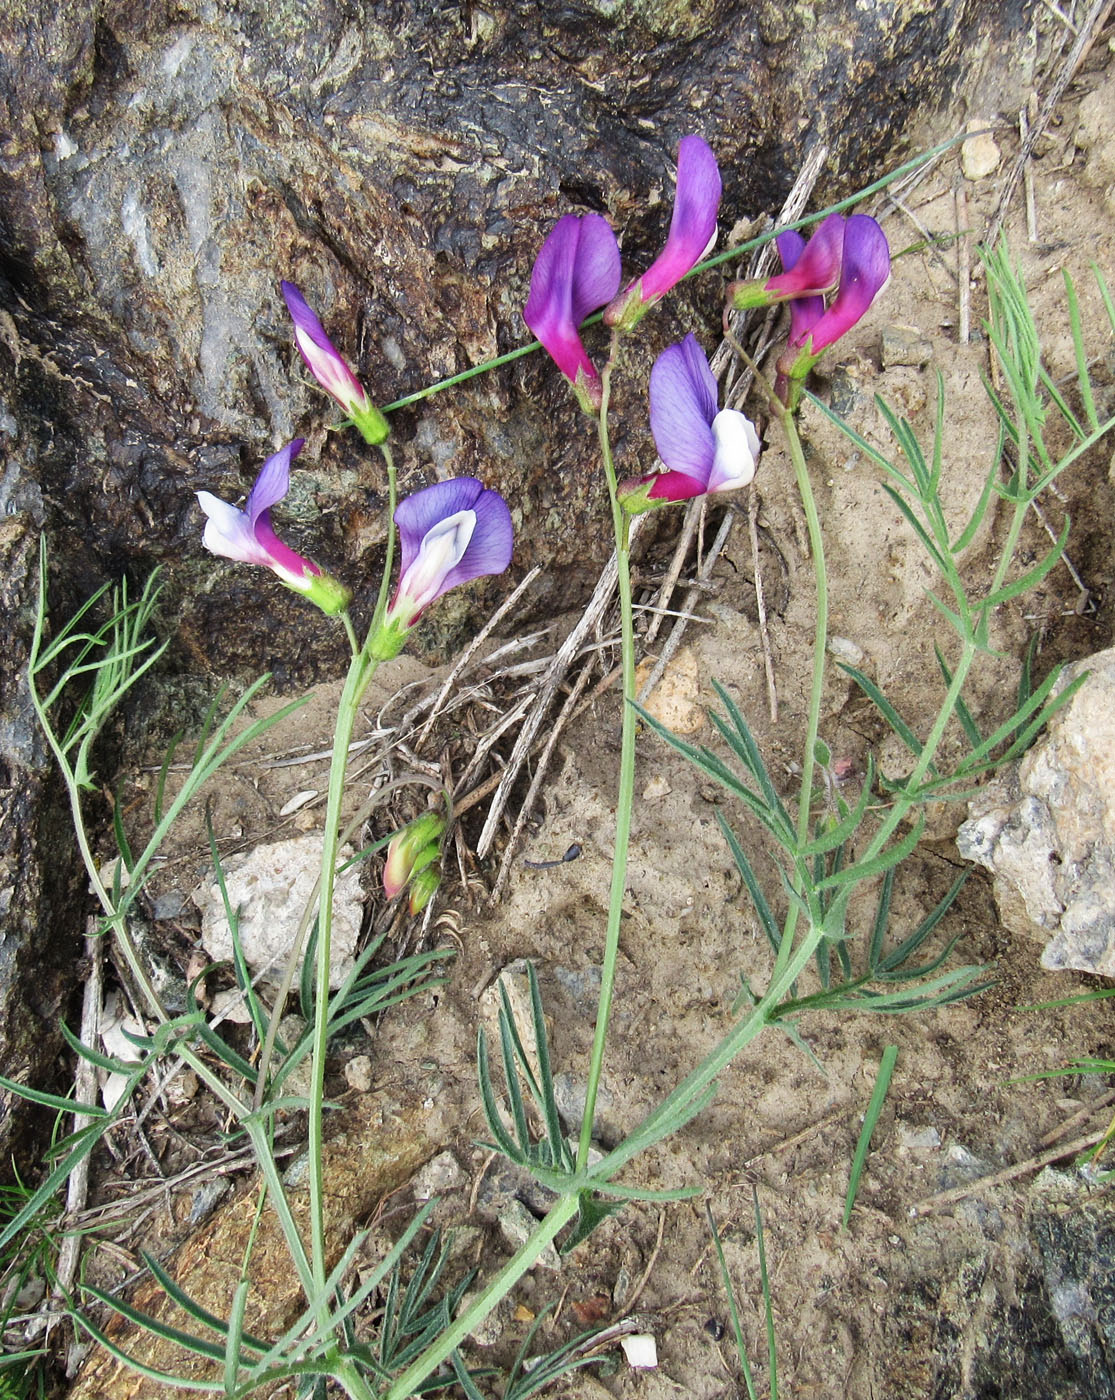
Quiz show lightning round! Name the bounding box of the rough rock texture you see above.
[0,0,1040,1131]
[195,833,364,988]
[956,646,1115,976]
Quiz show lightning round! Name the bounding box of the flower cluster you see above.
[383,811,445,914]
[198,286,514,637]
[730,212,890,407]
[524,136,722,412]
[525,135,762,509]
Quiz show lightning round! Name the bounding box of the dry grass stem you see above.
[985,0,1114,247]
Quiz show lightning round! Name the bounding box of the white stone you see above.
[195,834,363,989]
[620,1333,658,1369]
[957,646,1115,976]
[961,129,1001,180]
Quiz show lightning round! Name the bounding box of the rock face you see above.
[0,0,1040,670]
[0,0,1039,1131]
[957,646,1115,976]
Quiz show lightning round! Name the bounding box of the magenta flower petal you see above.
[524,213,621,385]
[646,469,709,503]
[391,477,513,624]
[199,441,316,584]
[764,212,845,299]
[649,334,718,483]
[638,135,722,304]
[805,215,891,352]
[197,440,350,613]
[775,229,826,347]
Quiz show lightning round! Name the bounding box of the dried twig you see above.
[475,516,647,860]
[749,489,779,723]
[911,1129,1106,1216]
[955,180,971,345]
[490,658,597,902]
[637,508,736,704]
[51,922,103,1306]
[985,0,1115,247]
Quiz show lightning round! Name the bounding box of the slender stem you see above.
[307,648,375,1305]
[340,610,359,658]
[367,443,398,645]
[782,407,828,849]
[577,342,637,1174]
[381,1193,580,1400]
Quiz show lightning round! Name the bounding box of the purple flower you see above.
[281,281,389,445]
[793,214,890,353]
[523,213,622,410]
[606,135,722,330]
[639,135,722,303]
[764,212,846,302]
[772,229,826,347]
[619,334,761,512]
[370,477,514,657]
[196,440,351,614]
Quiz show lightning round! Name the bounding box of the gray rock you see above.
[195,834,364,988]
[880,323,934,369]
[956,646,1115,976]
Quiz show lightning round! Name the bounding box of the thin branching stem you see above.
[577,336,636,1174]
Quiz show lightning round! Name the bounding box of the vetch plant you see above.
[15,128,1109,1397]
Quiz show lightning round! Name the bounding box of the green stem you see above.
[382,1193,580,1400]
[340,610,359,658]
[307,648,375,1305]
[577,343,637,1174]
[368,443,398,645]
[782,407,828,850]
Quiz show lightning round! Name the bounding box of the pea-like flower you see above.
[618,334,761,512]
[196,439,351,615]
[729,213,890,408]
[280,281,389,445]
[605,135,722,332]
[383,811,445,903]
[732,211,847,312]
[369,477,514,659]
[523,213,622,412]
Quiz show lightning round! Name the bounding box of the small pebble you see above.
[827,635,865,667]
[880,323,933,369]
[412,1150,464,1200]
[642,774,672,801]
[961,129,1001,180]
[620,1334,658,1369]
[344,1054,374,1092]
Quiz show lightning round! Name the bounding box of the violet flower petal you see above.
[281,281,370,416]
[198,440,318,585]
[764,211,845,299]
[524,213,621,383]
[806,215,891,352]
[775,229,826,347]
[393,477,513,618]
[648,333,717,484]
[638,135,722,304]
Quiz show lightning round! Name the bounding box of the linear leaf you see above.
[843,1045,898,1228]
